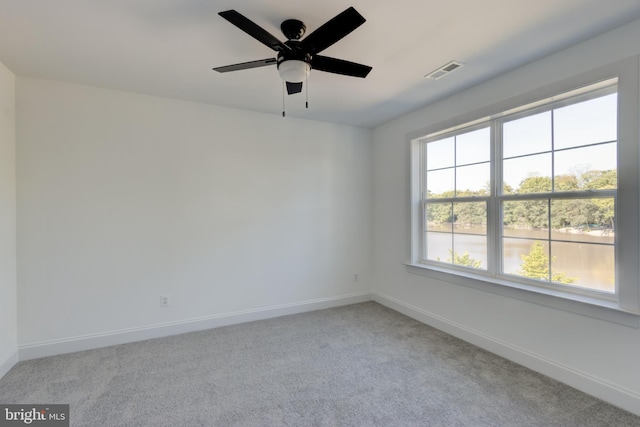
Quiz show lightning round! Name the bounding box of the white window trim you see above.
[407,56,640,327]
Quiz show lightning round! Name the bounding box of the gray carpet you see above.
[1,302,639,426]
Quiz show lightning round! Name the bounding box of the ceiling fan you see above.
[212,7,372,96]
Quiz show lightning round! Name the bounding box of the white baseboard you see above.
[0,347,18,380]
[372,291,640,417]
[18,292,372,361]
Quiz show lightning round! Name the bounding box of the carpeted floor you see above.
[1,302,639,426]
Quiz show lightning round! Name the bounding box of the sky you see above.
[425,93,617,195]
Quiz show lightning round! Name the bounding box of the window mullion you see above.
[487,120,501,276]
[420,141,427,262]
[548,109,555,282]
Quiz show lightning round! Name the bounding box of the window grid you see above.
[421,82,618,297]
[496,87,617,295]
[422,124,491,270]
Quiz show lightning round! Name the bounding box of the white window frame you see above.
[408,57,640,327]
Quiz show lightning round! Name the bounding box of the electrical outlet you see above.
[160,293,171,308]
[353,273,359,282]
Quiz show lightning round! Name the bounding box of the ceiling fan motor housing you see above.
[281,19,306,40]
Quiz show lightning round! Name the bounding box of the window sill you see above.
[405,262,640,328]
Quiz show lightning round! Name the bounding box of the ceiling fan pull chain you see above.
[282,81,286,117]
[306,75,309,109]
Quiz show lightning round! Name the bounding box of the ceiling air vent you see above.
[425,60,464,80]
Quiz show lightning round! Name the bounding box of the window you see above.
[424,125,490,269]
[500,91,616,293]
[409,59,640,322]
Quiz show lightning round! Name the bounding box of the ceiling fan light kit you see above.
[277,59,310,83]
[213,6,372,112]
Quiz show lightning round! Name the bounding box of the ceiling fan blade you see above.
[286,82,303,95]
[219,10,290,52]
[299,7,366,55]
[213,58,277,73]
[311,55,372,78]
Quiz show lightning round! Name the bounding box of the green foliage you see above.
[555,174,579,191]
[454,202,486,228]
[518,241,548,279]
[437,250,482,269]
[518,176,552,194]
[427,203,453,225]
[502,172,615,231]
[582,169,617,190]
[582,170,616,228]
[505,199,548,229]
[518,241,576,284]
[448,250,482,268]
[551,271,576,284]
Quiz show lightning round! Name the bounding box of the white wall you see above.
[0,61,17,377]
[16,78,372,355]
[372,19,640,414]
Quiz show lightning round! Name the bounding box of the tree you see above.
[426,203,454,226]
[453,202,486,228]
[511,199,548,229]
[518,241,548,279]
[428,170,616,235]
[555,174,579,191]
[582,169,616,229]
[518,241,576,284]
[518,176,552,194]
[439,250,482,268]
[581,169,616,190]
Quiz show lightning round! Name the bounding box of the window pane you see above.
[503,111,551,158]
[551,241,614,293]
[453,234,486,269]
[453,202,487,234]
[456,127,490,166]
[550,198,615,243]
[503,153,552,193]
[426,137,454,170]
[456,163,490,195]
[426,168,454,198]
[502,238,550,280]
[426,203,453,232]
[426,231,452,263]
[503,200,549,237]
[554,94,617,150]
[554,144,617,191]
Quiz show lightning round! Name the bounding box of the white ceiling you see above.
[2,1,640,128]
